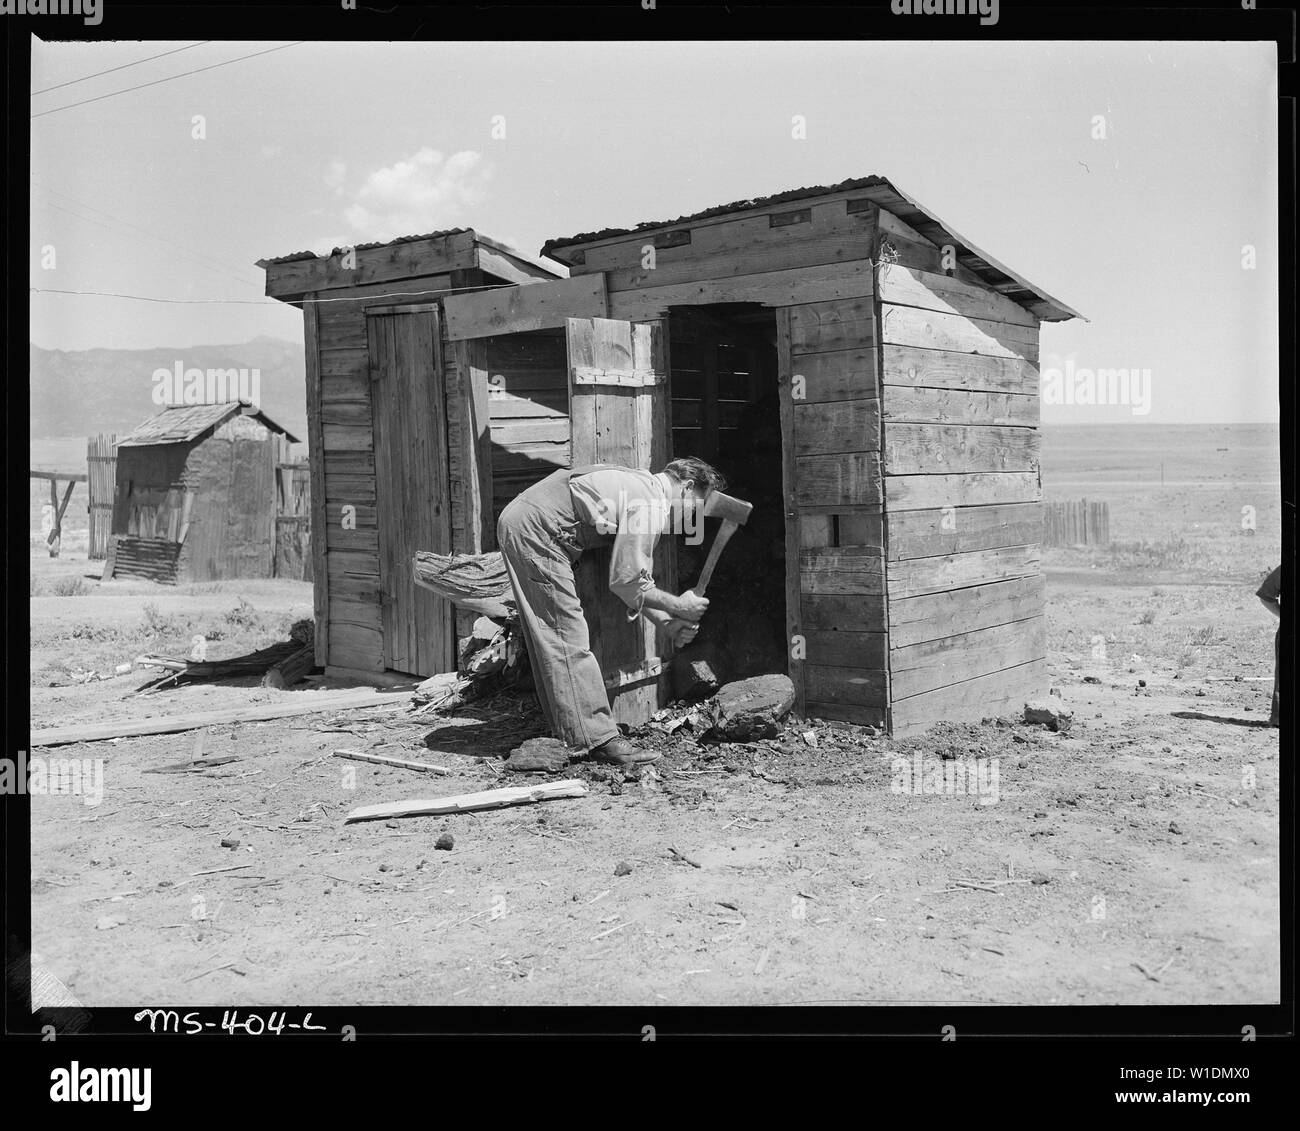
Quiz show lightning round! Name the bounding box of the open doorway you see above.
[667,303,788,683]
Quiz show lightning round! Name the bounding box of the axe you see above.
[690,491,754,597]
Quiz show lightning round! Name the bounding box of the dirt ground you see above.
[27,555,1280,1008]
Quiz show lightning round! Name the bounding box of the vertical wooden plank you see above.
[303,295,330,666]
[566,316,669,726]
[460,337,495,553]
[776,306,804,719]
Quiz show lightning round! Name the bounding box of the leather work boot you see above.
[589,735,660,765]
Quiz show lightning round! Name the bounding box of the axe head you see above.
[703,490,753,525]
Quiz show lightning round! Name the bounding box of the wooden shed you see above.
[261,178,1080,736]
[104,400,302,584]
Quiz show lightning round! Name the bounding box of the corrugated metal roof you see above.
[118,401,299,447]
[539,175,1082,322]
[257,227,471,267]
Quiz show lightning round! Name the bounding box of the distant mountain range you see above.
[30,336,307,441]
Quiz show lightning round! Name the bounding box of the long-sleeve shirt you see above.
[568,467,669,620]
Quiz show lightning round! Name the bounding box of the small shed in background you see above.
[104,400,305,584]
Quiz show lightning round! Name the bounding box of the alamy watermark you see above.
[152,361,261,408]
[1040,358,1152,416]
[1,0,101,26]
[1,751,104,807]
[591,491,704,546]
[891,754,1000,804]
[891,0,998,26]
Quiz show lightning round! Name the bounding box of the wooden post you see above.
[302,292,330,668]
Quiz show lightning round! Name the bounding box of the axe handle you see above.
[694,519,739,597]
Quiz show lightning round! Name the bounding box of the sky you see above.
[30,38,1279,424]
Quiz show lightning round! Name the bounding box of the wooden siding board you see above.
[888,575,1045,649]
[885,471,1041,512]
[607,260,874,323]
[882,345,1039,395]
[889,659,1047,737]
[890,616,1045,700]
[886,544,1042,600]
[264,233,474,299]
[444,275,608,340]
[882,386,1038,427]
[878,262,1039,328]
[887,502,1044,561]
[879,303,1039,364]
[788,347,878,403]
[883,423,1041,476]
[793,399,880,456]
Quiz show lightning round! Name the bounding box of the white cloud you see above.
[342,148,489,240]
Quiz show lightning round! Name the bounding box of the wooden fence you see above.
[273,434,313,581]
[87,433,118,560]
[1044,498,1110,547]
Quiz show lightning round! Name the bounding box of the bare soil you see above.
[27,553,1280,1007]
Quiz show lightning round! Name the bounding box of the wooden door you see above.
[566,316,671,726]
[367,306,454,676]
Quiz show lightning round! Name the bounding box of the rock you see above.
[1137,679,1147,688]
[506,737,571,773]
[1083,675,1101,684]
[95,916,126,931]
[703,674,796,742]
[614,861,633,876]
[1023,700,1073,733]
[671,653,720,703]
[220,837,241,849]
[1168,821,1182,836]
[435,832,455,851]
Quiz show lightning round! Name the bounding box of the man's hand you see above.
[676,588,710,622]
[666,618,699,648]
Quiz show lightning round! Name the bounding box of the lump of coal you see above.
[671,652,721,703]
[703,674,796,742]
[506,737,571,773]
[1023,700,1074,733]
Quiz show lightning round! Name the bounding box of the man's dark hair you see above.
[663,457,727,494]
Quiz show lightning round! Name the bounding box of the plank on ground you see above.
[31,687,412,747]
[344,779,589,823]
